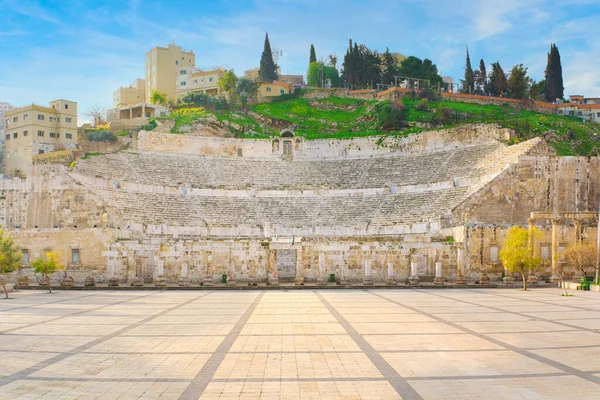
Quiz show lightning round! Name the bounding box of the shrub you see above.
[375,101,407,131]
[86,130,116,142]
[415,99,429,111]
[140,119,157,131]
[436,105,453,124]
[116,131,129,137]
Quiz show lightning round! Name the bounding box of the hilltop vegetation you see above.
[150,94,599,156]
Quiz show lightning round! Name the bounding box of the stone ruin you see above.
[2,124,599,286]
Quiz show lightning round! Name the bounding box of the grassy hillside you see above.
[156,96,600,156]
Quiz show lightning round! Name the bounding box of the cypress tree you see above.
[545,44,564,102]
[476,59,487,95]
[462,46,474,94]
[309,44,317,64]
[259,32,278,82]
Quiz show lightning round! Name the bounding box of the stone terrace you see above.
[74,139,538,191]
[1,289,599,399]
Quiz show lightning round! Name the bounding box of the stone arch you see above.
[280,129,294,137]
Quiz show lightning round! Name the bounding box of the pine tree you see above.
[462,46,474,94]
[309,44,317,64]
[488,62,508,97]
[476,59,487,95]
[259,32,278,82]
[507,64,530,99]
[545,43,564,102]
[381,47,397,85]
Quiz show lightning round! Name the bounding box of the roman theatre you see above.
[2,124,599,286]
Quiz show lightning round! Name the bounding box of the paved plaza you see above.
[1,289,600,399]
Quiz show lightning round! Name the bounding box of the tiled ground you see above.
[1,288,599,399]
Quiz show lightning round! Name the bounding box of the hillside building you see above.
[257,81,292,100]
[3,100,77,177]
[176,66,227,97]
[113,78,146,108]
[145,43,195,102]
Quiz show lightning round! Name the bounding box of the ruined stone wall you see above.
[453,155,600,226]
[137,124,513,160]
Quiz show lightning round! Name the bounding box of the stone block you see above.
[108,277,119,287]
[408,276,420,285]
[155,276,167,287]
[202,276,214,286]
[61,276,74,289]
[84,276,96,287]
[17,276,29,286]
[434,276,444,285]
[132,277,144,287]
[503,276,514,284]
[178,278,190,287]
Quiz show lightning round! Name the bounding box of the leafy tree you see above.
[323,65,342,87]
[342,39,382,89]
[309,44,317,64]
[31,252,64,294]
[529,80,546,101]
[328,53,338,69]
[499,226,542,290]
[397,56,443,88]
[0,229,21,299]
[461,47,474,94]
[561,243,597,279]
[308,62,342,88]
[236,78,257,103]
[218,70,239,103]
[545,43,564,102]
[307,61,320,87]
[476,59,487,95]
[487,62,508,97]
[150,90,167,106]
[507,64,530,99]
[381,47,397,85]
[375,101,407,131]
[259,32,278,82]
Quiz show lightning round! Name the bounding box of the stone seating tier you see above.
[74,140,537,191]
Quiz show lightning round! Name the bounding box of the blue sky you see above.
[1,0,600,123]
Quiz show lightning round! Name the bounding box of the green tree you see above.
[236,78,257,104]
[397,56,444,88]
[218,70,239,102]
[381,47,397,85]
[499,227,542,290]
[507,64,530,99]
[545,43,564,102]
[31,252,64,294]
[259,32,278,82]
[309,44,317,64]
[461,46,474,94]
[150,90,167,106]
[487,62,508,97]
[529,79,546,101]
[476,59,487,95]
[561,243,597,279]
[328,53,338,69]
[0,229,22,299]
[307,61,320,87]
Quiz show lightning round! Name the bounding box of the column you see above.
[268,249,279,286]
[551,219,561,282]
[456,247,466,284]
[363,259,373,285]
[129,107,133,120]
[386,262,396,285]
[203,254,213,286]
[434,261,443,285]
[318,252,326,285]
[574,219,582,244]
[295,246,304,285]
[409,262,419,285]
[528,218,536,256]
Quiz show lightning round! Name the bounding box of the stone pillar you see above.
[409,262,420,285]
[386,262,396,285]
[108,258,119,287]
[295,246,304,285]
[456,247,466,284]
[268,250,279,286]
[142,104,146,118]
[318,252,326,285]
[129,107,132,120]
[179,263,190,287]
[203,255,213,286]
[363,259,373,285]
[528,218,536,256]
[574,219,582,244]
[463,226,471,281]
[551,218,561,282]
[434,261,443,285]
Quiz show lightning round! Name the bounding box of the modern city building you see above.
[145,43,195,102]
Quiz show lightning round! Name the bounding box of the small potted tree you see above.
[31,252,64,294]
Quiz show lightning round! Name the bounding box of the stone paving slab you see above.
[0,288,599,399]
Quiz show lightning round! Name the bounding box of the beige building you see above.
[145,43,195,102]
[176,66,227,97]
[244,66,283,82]
[3,100,78,177]
[257,81,292,100]
[113,78,146,107]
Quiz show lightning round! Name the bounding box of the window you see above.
[50,132,56,138]
[180,70,187,75]
[5,134,9,140]
[38,114,44,120]
[22,249,29,264]
[65,117,72,123]
[597,112,600,117]
[49,117,53,122]
[56,117,60,122]
[280,89,284,94]
[23,130,28,137]
[12,116,17,123]
[66,133,72,139]
[266,87,272,92]
[209,77,213,82]
[13,132,17,139]
[541,246,550,262]
[38,130,44,137]
[193,79,197,84]
[64,104,68,109]
[175,60,179,65]
[71,249,80,264]
[180,81,186,86]
[23,114,28,120]
[38,149,44,155]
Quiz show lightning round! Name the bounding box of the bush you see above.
[116,131,129,137]
[86,130,116,142]
[415,99,429,111]
[140,119,157,131]
[436,105,453,124]
[375,101,407,131]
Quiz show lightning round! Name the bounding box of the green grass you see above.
[82,152,102,159]
[158,96,600,155]
[116,131,129,137]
